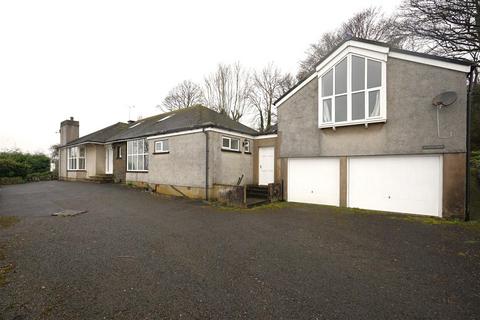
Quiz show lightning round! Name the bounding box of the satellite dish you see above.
[432,91,457,108]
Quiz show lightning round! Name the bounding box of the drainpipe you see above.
[203,128,209,201]
[465,65,475,221]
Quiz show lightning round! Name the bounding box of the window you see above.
[127,139,149,171]
[244,140,250,153]
[320,54,385,127]
[222,136,240,151]
[116,146,122,159]
[154,139,169,153]
[67,146,86,170]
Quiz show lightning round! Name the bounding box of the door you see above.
[288,158,340,206]
[105,145,113,174]
[259,147,275,185]
[348,155,442,216]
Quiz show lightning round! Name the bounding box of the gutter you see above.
[465,65,476,221]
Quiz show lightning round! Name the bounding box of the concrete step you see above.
[246,197,269,208]
[89,175,114,183]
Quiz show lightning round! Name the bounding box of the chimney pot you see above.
[70,116,74,120]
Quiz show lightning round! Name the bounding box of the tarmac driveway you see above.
[1,181,480,319]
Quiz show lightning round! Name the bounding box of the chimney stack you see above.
[60,117,79,145]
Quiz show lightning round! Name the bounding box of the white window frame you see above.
[318,51,387,129]
[67,146,86,171]
[222,136,240,152]
[127,139,149,172]
[154,139,169,153]
[244,139,250,153]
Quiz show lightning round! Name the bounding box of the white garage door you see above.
[348,155,442,216]
[288,158,340,206]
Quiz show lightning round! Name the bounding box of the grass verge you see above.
[0,216,19,229]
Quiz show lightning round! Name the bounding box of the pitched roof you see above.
[274,37,474,106]
[66,122,129,146]
[108,105,258,142]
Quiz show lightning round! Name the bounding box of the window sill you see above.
[319,118,386,129]
[153,151,169,155]
[67,169,86,172]
[244,151,252,155]
[221,148,241,153]
[127,170,148,173]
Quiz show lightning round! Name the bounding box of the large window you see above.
[127,139,149,171]
[320,54,385,127]
[222,136,240,151]
[67,146,86,170]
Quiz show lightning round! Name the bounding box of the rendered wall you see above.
[278,58,467,158]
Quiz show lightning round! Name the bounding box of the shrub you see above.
[471,151,480,168]
[0,158,29,177]
[0,177,25,185]
[26,171,52,182]
[0,151,50,178]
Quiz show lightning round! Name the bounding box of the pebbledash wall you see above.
[125,130,253,200]
[278,57,468,217]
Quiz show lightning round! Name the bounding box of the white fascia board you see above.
[65,141,105,148]
[255,134,278,140]
[204,128,255,139]
[388,51,471,73]
[146,129,204,140]
[274,73,317,107]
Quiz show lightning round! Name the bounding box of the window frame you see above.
[127,139,149,172]
[67,146,86,171]
[154,139,169,154]
[221,136,240,152]
[318,52,387,129]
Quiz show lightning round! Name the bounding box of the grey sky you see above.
[0,0,401,154]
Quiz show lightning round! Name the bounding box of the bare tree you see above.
[203,63,251,121]
[161,80,204,112]
[297,7,405,79]
[250,64,294,132]
[398,0,479,81]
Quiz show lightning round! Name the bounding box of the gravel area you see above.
[1,181,480,319]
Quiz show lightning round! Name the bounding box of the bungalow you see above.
[58,106,279,201]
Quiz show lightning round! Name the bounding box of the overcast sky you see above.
[0,0,401,154]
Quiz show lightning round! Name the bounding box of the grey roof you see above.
[274,37,474,106]
[66,122,129,146]
[108,105,258,142]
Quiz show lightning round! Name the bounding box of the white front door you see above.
[259,147,275,185]
[105,145,113,174]
[288,158,340,206]
[348,155,442,216]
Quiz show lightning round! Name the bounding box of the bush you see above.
[471,150,480,168]
[0,158,29,177]
[26,171,52,182]
[0,151,50,178]
[0,177,25,185]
